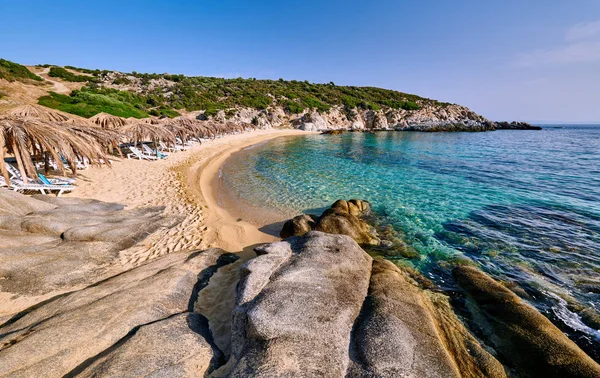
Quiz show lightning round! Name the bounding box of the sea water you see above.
[222,126,600,358]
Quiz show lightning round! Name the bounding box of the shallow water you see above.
[222,126,600,357]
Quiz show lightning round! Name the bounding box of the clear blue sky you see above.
[2,0,599,123]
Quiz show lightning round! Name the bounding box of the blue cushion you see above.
[37,173,52,185]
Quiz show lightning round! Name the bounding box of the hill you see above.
[0,58,537,131]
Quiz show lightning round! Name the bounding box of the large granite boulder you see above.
[280,199,380,246]
[0,189,56,216]
[213,232,373,377]
[348,260,506,378]
[279,213,318,238]
[454,266,600,378]
[76,313,218,378]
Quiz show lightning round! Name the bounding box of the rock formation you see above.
[2,191,598,377]
[0,191,178,320]
[280,199,380,246]
[454,266,600,378]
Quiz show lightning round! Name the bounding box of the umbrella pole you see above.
[0,146,10,187]
[11,139,29,184]
[44,151,50,175]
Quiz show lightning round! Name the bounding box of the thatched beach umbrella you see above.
[89,112,127,129]
[125,117,161,125]
[0,116,110,184]
[138,117,161,125]
[59,122,122,157]
[160,120,192,143]
[8,104,70,122]
[119,122,175,155]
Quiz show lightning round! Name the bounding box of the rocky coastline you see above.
[1,192,598,377]
[202,105,541,132]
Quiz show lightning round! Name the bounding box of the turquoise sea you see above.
[222,126,600,358]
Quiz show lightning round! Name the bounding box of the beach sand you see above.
[68,129,311,265]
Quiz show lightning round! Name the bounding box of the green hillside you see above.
[0,59,42,82]
[3,58,452,119]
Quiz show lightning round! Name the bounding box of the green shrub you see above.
[0,59,43,82]
[284,101,304,114]
[401,101,420,110]
[302,97,330,112]
[48,66,90,82]
[367,103,381,111]
[38,90,148,118]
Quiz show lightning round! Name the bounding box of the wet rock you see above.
[494,121,542,130]
[279,213,318,238]
[349,259,507,378]
[217,232,372,377]
[280,200,379,246]
[454,265,600,378]
[315,200,379,246]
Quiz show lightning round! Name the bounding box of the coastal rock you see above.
[279,213,318,238]
[0,188,56,216]
[454,266,600,378]
[494,121,541,130]
[0,190,177,319]
[219,232,373,377]
[315,200,380,246]
[280,199,380,245]
[295,111,328,131]
[349,260,465,377]
[76,313,220,378]
[0,249,229,378]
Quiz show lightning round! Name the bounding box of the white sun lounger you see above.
[6,163,75,185]
[7,178,74,196]
[127,146,159,160]
[142,144,168,158]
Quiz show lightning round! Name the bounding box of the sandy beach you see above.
[68,129,311,263]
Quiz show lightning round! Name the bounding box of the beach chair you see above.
[175,138,193,150]
[38,173,74,186]
[142,144,168,159]
[127,146,159,160]
[159,141,178,153]
[59,155,89,170]
[5,163,75,185]
[8,178,74,196]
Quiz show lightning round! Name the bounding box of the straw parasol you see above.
[0,115,110,184]
[59,122,122,157]
[89,112,127,129]
[8,104,70,122]
[119,122,175,153]
[138,117,161,125]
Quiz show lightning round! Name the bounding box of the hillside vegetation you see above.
[0,59,42,82]
[28,61,452,119]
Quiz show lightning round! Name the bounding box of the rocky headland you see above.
[1,191,598,377]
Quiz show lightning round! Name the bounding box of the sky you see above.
[1,0,599,123]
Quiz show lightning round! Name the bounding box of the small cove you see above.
[221,126,600,359]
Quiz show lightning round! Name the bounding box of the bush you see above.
[401,101,420,111]
[284,100,304,114]
[302,96,330,112]
[48,66,90,82]
[0,59,43,82]
[38,90,149,118]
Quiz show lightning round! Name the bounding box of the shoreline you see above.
[179,129,313,252]
[68,129,313,261]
